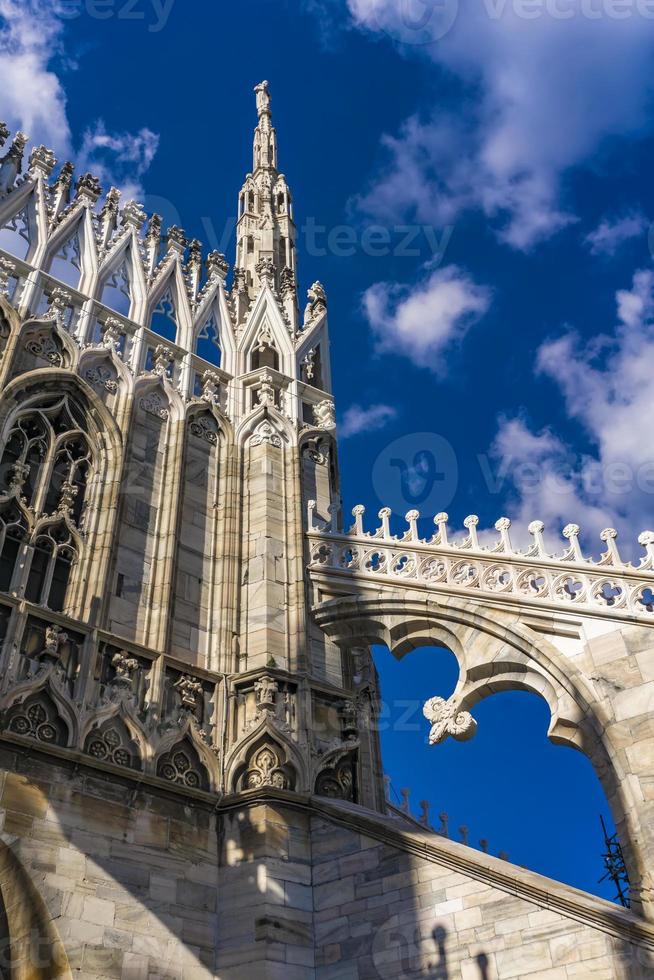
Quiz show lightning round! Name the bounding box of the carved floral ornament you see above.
[85,363,118,395]
[250,419,282,448]
[423,695,477,746]
[245,744,290,790]
[139,391,168,420]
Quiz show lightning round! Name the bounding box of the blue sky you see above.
[3,0,654,899]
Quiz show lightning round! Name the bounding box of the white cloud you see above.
[362,263,491,371]
[342,1,654,249]
[488,269,654,551]
[340,403,398,437]
[0,1,158,198]
[77,122,160,200]
[0,0,70,154]
[584,211,648,256]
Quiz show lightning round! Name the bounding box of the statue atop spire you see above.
[252,80,277,172]
[234,81,298,323]
[255,80,272,118]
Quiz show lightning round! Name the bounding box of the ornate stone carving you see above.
[139,391,168,420]
[42,624,68,664]
[8,696,64,745]
[189,414,218,445]
[76,172,102,199]
[0,256,16,296]
[245,745,289,790]
[255,372,276,406]
[85,364,118,394]
[313,399,335,430]
[110,650,138,692]
[174,674,203,712]
[255,256,275,287]
[45,287,72,325]
[166,226,187,253]
[121,200,146,230]
[303,281,327,325]
[157,742,206,789]
[279,266,295,296]
[57,480,78,519]
[315,755,355,801]
[153,344,173,377]
[25,329,63,366]
[423,696,477,745]
[200,369,221,405]
[86,724,134,768]
[8,460,29,498]
[101,317,123,352]
[206,251,229,279]
[250,420,282,448]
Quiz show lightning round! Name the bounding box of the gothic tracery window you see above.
[0,395,93,609]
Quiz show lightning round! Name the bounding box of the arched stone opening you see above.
[314,594,653,917]
[374,641,621,901]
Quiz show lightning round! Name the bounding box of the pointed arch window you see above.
[100,260,131,316]
[0,503,27,591]
[48,232,82,289]
[195,314,221,367]
[0,207,30,260]
[149,288,177,343]
[251,344,279,372]
[25,523,78,611]
[0,394,94,607]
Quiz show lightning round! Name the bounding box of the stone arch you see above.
[83,715,143,771]
[225,724,307,795]
[313,593,653,917]
[154,734,212,792]
[4,688,72,748]
[0,371,124,618]
[9,316,77,379]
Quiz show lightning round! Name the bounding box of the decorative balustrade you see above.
[307,504,654,621]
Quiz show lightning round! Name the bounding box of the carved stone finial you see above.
[423,695,477,745]
[206,251,229,279]
[166,225,188,254]
[28,144,56,177]
[255,256,275,287]
[638,530,654,564]
[495,516,513,552]
[121,200,147,230]
[76,172,102,200]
